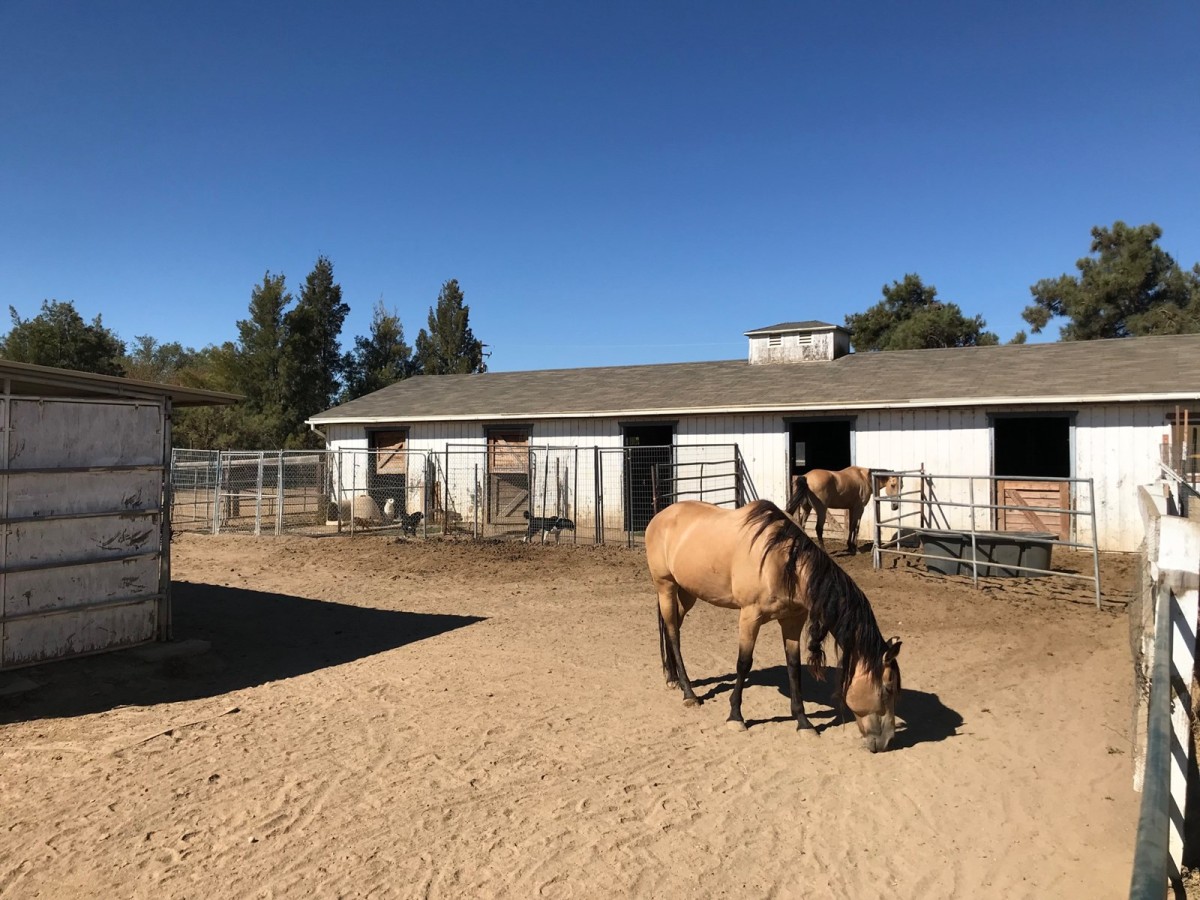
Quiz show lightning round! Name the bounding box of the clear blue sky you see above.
[2,1,1197,372]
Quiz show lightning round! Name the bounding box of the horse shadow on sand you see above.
[690,664,962,749]
[0,581,484,725]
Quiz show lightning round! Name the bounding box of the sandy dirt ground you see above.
[0,533,1143,899]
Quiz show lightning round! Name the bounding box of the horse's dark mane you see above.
[744,500,888,698]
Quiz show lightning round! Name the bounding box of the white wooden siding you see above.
[325,401,1177,551]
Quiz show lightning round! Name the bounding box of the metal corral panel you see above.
[1,396,167,669]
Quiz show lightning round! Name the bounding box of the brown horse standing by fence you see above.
[645,499,902,752]
[788,466,901,555]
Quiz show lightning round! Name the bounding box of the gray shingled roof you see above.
[744,320,846,335]
[310,334,1200,424]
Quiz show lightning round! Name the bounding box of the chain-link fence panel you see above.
[171,443,746,544]
[171,448,220,533]
[328,448,431,537]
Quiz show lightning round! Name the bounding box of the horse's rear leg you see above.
[780,617,817,736]
[657,584,700,706]
[813,502,828,550]
[726,608,763,731]
[846,506,862,555]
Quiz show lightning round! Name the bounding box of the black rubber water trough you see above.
[917,529,1056,577]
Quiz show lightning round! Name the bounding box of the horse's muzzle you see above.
[863,733,893,753]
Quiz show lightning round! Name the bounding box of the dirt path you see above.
[0,535,1140,898]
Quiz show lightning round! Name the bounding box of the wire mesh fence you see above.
[171,444,751,546]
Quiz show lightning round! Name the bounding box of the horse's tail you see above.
[786,474,809,517]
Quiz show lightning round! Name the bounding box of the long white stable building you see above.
[310,323,1200,551]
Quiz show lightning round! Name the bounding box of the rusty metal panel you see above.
[3,600,157,666]
[6,469,162,518]
[5,512,160,568]
[8,399,163,468]
[5,556,159,616]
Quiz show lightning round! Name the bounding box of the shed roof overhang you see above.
[0,359,242,406]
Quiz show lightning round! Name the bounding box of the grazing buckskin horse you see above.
[645,499,903,753]
[789,466,901,555]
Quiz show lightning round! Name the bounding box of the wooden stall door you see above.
[488,430,530,525]
[370,429,412,515]
[996,480,1070,538]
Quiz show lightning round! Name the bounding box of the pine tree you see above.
[282,256,349,438]
[414,278,486,375]
[341,299,414,401]
[1023,221,1200,339]
[845,275,1000,350]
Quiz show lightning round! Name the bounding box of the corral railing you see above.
[1129,482,1200,898]
[171,444,748,545]
[870,468,1102,607]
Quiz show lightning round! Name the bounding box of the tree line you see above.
[846,221,1200,350]
[1,220,1196,448]
[0,257,485,448]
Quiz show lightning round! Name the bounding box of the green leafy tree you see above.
[282,256,349,442]
[171,343,249,449]
[123,335,197,383]
[414,278,486,375]
[341,299,414,402]
[845,274,999,351]
[0,300,127,375]
[1023,221,1200,339]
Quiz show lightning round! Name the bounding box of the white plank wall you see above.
[325,401,1177,551]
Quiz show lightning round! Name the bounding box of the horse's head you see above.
[874,473,902,511]
[844,637,902,752]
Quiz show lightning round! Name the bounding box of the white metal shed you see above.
[0,361,238,670]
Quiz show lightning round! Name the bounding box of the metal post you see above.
[872,487,881,570]
[1088,478,1102,609]
[968,476,978,586]
[253,451,265,536]
[573,447,579,545]
[444,448,450,535]
[276,452,284,536]
[212,450,223,535]
[541,452,550,543]
[734,445,745,507]
[349,451,357,536]
[473,463,479,539]
[594,447,603,545]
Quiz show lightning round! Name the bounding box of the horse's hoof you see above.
[665,680,679,691]
[725,720,748,732]
[683,697,701,708]
[797,728,819,739]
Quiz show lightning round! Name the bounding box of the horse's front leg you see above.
[780,617,818,736]
[726,608,763,731]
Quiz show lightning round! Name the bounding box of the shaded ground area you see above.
[0,534,1140,898]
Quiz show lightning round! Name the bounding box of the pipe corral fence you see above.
[868,467,1103,607]
[171,444,756,545]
